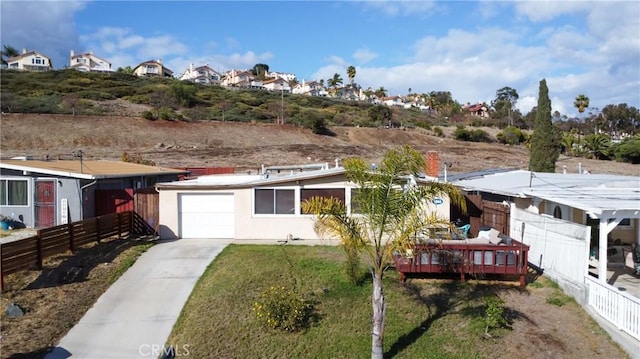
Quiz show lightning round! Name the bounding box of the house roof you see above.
[156,167,347,190]
[0,159,188,180]
[452,169,640,218]
[7,51,50,62]
[71,52,111,64]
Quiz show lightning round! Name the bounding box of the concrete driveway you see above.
[46,238,232,359]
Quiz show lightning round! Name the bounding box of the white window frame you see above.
[0,178,30,207]
[253,187,298,216]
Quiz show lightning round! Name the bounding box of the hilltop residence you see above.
[6,49,52,72]
[69,50,113,73]
[133,59,173,77]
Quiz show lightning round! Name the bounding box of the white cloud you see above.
[362,1,438,17]
[353,48,377,64]
[514,1,590,22]
[1,0,86,68]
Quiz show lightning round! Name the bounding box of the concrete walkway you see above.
[46,238,232,359]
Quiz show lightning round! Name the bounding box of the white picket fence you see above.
[586,275,640,341]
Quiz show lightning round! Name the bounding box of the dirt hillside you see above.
[1,113,637,176]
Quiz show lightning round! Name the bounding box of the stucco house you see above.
[0,158,187,229]
[179,63,221,85]
[6,49,52,72]
[69,50,113,72]
[262,78,290,92]
[155,163,452,241]
[220,69,255,87]
[451,169,640,347]
[292,80,328,97]
[464,103,490,118]
[133,59,173,77]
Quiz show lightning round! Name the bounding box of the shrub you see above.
[253,286,313,332]
[612,136,640,164]
[484,295,509,335]
[141,111,156,120]
[454,126,492,143]
[497,126,526,145]
[433,126,444,137]
[414,121,432,130]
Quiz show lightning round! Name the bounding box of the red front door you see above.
[35,180,56,228]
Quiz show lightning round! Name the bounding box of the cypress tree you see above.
[529,79,560,172]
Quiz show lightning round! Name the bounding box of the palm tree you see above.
[560,132,576,156]
[347,65,356,84]
[1,45,19,65]
[327,73,343,97]
[374,86,387,99]
[574,94,590,114]
[302,145,466,359]
[583,133,611,160]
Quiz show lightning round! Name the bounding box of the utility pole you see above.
[281,83,284,125]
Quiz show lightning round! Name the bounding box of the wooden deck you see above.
[393,238,530,287]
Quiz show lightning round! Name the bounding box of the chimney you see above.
[157,58,162,64]
[70,50,74,57]
[425,151,439,178]
[22,48,27,54]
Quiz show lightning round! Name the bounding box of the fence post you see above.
[96,216,101,243]
[36,230,43,270]
[116,213,121,240]
[68,221,75,253]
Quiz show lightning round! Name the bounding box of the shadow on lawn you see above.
[385,279,534,358]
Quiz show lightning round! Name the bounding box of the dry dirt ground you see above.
[0,236,152,359]
[1,113,638,176]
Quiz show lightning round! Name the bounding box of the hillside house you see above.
[69,50,113,72]
[133,59,173,77]
[179,64,221,85]
[292,80,328,97]
[464,103,490,118]
[262,78,290,92]
[6,49,52,72]
[220,69,255,88]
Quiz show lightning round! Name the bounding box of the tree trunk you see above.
[371,271,385,359]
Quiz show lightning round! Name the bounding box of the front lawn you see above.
[167,244,628,358]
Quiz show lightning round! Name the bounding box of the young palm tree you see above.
[302,145,466,359]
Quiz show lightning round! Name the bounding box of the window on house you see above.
[553,205,563,219]
[300,188,345,214]
[0,179,28,206]
[255,189,295,214]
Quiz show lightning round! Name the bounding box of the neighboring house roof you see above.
[7,50,50,62]
[451,169,640,218]
[156,166,347,190]
[0,160,188,180]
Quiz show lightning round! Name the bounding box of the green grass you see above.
[167,245,516,358]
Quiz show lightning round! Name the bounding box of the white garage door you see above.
[179,193,234,239]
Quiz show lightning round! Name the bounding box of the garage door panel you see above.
[179,194,234,239]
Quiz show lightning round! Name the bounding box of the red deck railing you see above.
[393,239,530,287]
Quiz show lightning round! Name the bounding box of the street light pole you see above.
[281,83,284,125]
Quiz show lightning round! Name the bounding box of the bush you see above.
[141,111,156,120]
[253,286,313,332]
[497,126,526,145]
[484,295,509,335]
[433,126,444,137]
[612,136,640,164]
[454,126,492,143]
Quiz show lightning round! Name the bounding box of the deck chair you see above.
[455,224,471,239]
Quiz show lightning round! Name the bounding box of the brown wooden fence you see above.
[0,211,142,290]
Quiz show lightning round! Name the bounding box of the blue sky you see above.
[2,1,639,117]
